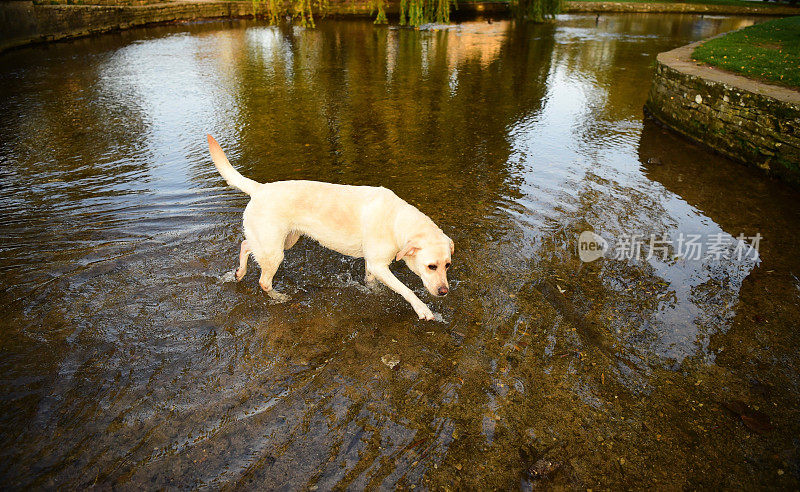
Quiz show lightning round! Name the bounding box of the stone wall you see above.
[0,1,258,51]
[645,40,800,187]
[564,1,800,15]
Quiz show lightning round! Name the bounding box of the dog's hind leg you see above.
[235,240,251,281]
[256,250,289,302]
[365,264,379,291]
[251,229,290,302]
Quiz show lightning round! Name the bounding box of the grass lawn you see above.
[692,16,800,89]
[566,0,798,7]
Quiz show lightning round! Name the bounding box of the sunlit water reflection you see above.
[1,14,798,489]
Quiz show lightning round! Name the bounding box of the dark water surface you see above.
[1,13,799,489]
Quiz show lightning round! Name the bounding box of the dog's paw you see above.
[220,270,238,283]
[365,280,383,293]
[267,290,291,303]
[235,268,246,282]
[414,304,435,321]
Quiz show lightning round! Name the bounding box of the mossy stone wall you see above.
[645,43,800,187]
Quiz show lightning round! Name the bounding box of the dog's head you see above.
[396,233,454,297]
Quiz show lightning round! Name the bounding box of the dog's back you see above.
[247,180,400,258]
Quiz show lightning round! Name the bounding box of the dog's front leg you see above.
[368,264,434,321]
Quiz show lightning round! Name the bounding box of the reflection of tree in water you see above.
[227,20,555,226]
[550,15,761,123]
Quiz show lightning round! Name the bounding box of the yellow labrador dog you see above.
[207,135,453,320]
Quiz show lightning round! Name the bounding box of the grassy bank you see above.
[567,0,796,7]
[692,16,800,89]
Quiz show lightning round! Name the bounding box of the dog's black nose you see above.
[438,286,449,296]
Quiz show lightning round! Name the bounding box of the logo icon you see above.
[578,231,608,262]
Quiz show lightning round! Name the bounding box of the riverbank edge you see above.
[645,37,800,187]
[2,0,800,53]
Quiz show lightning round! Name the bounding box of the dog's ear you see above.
[445,235,454,254]
[396,240,421,261]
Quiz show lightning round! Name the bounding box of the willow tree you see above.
[393,0,455,26]
[511,0,562,22]
[373,0,561,25]
[256,0,561,27]
[257,0,325,27]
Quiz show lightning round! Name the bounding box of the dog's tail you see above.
[207,134,260,196]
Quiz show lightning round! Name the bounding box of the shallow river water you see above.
[1,13,799,489]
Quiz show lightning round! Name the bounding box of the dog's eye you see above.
[428,265,437,271]
[445,263,451,269]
